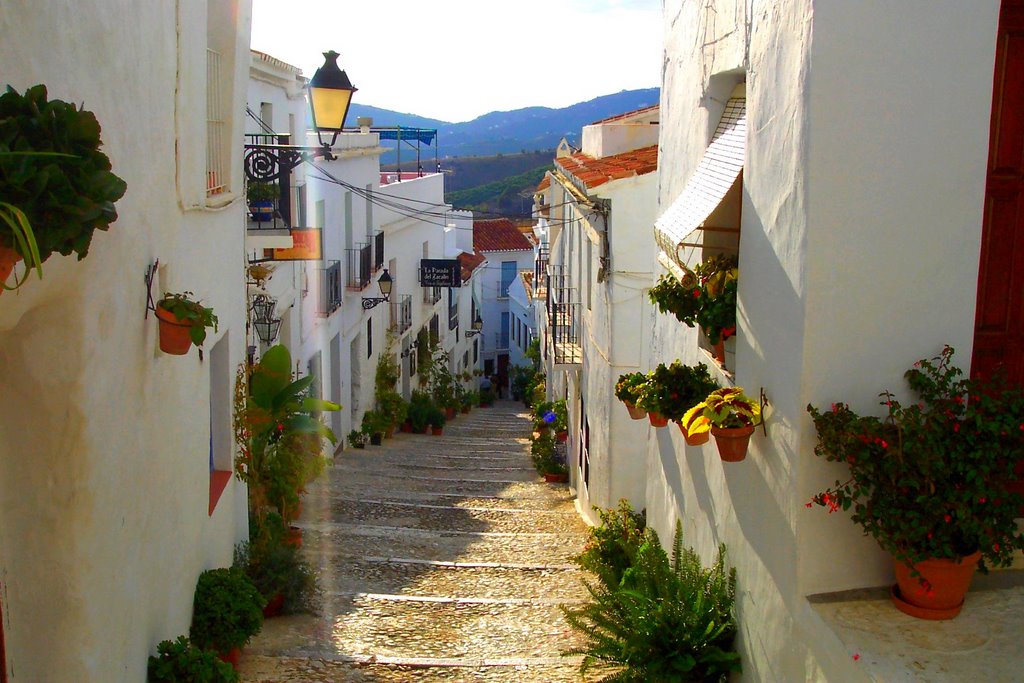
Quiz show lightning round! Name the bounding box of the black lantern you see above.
[251,294,282,344]
[362,269,393,310]
[243,50,357,182]
[308,51,358,148]
[465,313,484,338]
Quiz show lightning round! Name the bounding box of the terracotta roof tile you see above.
[473,218,534,252]
[536,176,551,192]
[554,144,659,190]
[457,251,487,281]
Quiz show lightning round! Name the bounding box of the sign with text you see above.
[263,229,323,261]
[419,259,462,288]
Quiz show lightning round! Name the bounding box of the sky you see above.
[250,0,663,123]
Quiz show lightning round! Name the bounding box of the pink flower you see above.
[979,497,986,504]
[994,543,1000,552]
[853,654,861,662]
[944,514,952,523]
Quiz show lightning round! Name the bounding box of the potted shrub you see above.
[552,399,569,442]
[234,541,319,619]
[189,567,265,668]
[426,403,446,435]
[682,387,761,461]
[407,390,432,433]
[615,372,649,420]
[0,85,127,293]
[246,181,277,221]
[155,291,218,355]
[531,431,567,482]
[657,362,719,444]
[148,635,239,683]
[347,429,367,449]
[461,390,479,413]
[807,346,1024,619]
[479,387,496,407]
[376,389,407,438]
[361,410,386,445]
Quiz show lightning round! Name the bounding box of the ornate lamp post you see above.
[362,269,393,310]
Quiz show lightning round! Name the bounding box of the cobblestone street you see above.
[239,400,593,682]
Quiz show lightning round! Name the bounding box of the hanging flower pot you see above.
[625,402,646,420]
[155,304,194,355]
[710,424,754,462]
[891,551,981,620]
[678,418,710,446]
[648,412,669,428]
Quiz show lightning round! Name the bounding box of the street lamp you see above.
[362,269,393,310]
[243,50,358,182]
[464,314,484,339]
[251,294,282,344]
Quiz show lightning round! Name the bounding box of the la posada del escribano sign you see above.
[419,259,462,288]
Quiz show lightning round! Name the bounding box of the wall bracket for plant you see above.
[143,259,159,319]
[758,387,770,437]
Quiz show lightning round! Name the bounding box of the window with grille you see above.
[206,48,226,196]
[500,261,516,298]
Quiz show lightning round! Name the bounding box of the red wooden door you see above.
[973,0,1024,384]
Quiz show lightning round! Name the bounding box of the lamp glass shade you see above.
[377,269,393,298]
[472,316,483,331]
[308,51,357,132]
[254,317,282,345]
[252,296,275,322]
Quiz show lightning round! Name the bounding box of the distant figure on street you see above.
[479,375,492,393]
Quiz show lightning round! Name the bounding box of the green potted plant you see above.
[148,635,239,683]
[245,181,277,221]
[426,403,446,435]
[407,390,432,433]
[347,429,367,449]
[551,399,569,441]
[652,361,720,444]
[234,541,319,619]
[682,386,761,461]
[615,372,649,420]
[361,410,386,445]
[461,390,479,413]
[807,346,1024,619]
[531,430,568,482]
[376,389,408,438]
[189,568,265,668]
[533,400,554,433]
[479,387,496,407]
[0,84,127,293]
[156,291,218,355]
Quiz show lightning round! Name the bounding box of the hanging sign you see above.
[263,229,323,261]
[419,259,462,288]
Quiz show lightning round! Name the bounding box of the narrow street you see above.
[240,400,592,682]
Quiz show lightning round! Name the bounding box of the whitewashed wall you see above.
[646,0,1000,680]
[0,1,252,680]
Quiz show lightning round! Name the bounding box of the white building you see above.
[534,106,659,518]
[642,1,1021,680]
[0,1,252,679]
[472,218,535,394]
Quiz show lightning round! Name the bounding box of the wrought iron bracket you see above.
[362,296,388,310]
[144,259,159,318]
[244,144,336,182]
[464,330,483,339]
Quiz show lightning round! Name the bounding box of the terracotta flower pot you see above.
[284,526,302,548]
[384,424,395,439]
[400,422,412,433]
[625,402,646,420]
[262,593,285,618]
[544,472,568,483]
[0,245,22,293]
[678,420,710,446]
[445,407,456,420]
[218,646,242,669]
[155,304,194,355]
[713,339,726,365]
[648,412,669,428]
[461,406,471,414]
[710,424,754,461]
[891,551,982,619]
[431,426,444,436]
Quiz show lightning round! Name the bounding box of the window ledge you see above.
[209,469,232,516]
[808,569,1024,680]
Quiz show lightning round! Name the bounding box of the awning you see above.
[376,126,437,145]
[654,90,746,271]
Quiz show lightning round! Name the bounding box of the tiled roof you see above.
[473,218,534,252]
[520,271,534,302]
[590,104,660,126]
[536,176,551,192]
[457,251,487,281]
[555,144,659,190]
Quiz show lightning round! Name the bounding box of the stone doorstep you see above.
[331,498,580,515]
[333,592,586,606]
[355,556,579,571]
[296,521,588,538]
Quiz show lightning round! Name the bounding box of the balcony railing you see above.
[244,133,293,231]
[423,285,442,305]
[374,230,385,272]
[389,294,413,334]
[317,260,342,316]
[546,264,582,365]
[346,243,372,290]
[535,245,549,287]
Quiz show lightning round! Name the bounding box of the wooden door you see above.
[973,0,1024,384]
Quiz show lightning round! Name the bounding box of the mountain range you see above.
[349,88,660,161]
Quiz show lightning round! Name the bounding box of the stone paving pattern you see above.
[240,400,597,682]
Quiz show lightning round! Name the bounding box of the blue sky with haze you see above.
[250,0,662,122]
